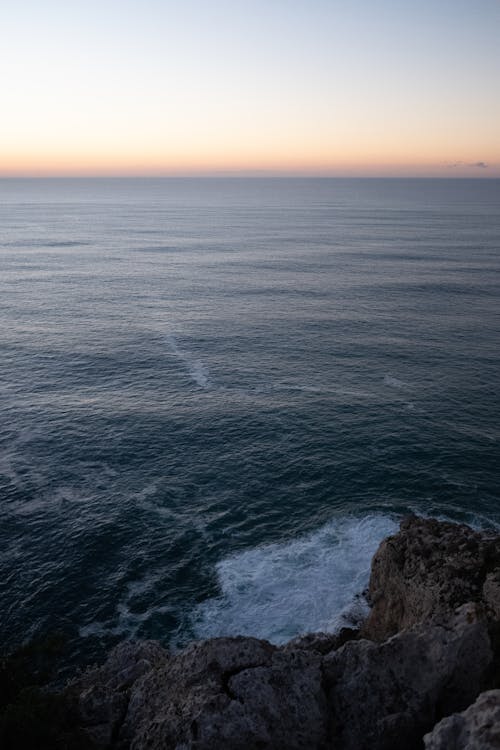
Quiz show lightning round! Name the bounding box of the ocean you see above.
[1,177,499,668]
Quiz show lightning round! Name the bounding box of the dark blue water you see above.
[1,178,499,666]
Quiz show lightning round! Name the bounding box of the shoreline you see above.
[3,515,500,749]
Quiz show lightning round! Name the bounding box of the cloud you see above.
[446,160,488,168]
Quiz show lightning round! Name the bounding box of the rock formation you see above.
[362,516,500,641]
[65,516,500,749]
[424,690,500,750]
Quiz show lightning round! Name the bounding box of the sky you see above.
[1,0,499,177]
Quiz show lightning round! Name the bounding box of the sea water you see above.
[1,178,499,667]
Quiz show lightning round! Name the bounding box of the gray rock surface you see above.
[424,690,500,750]
[363,516,500,641]
[282,627,357,655]
[324,603,492,750]
[68,641,168,747]
[69,606,494,749]
[73,636,329,749]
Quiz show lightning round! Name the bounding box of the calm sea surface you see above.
[1,178,499,667]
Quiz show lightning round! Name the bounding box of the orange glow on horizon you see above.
[1,150,498,179]
[2,127,499,178]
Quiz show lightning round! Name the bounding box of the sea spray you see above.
[192,514,398,644]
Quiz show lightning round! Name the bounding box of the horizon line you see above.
[1,174,499,180]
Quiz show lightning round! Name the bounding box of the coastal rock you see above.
[66,518,500,750]
[363,516,500,640]
[424,689,500,750]
[324,603,493,750]
[484,571,500,621]
[68,641,169,747]
[283,627,358,655]
[69,606,494,749]
[121,637,328,749]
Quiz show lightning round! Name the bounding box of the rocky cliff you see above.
[66,516,500,749]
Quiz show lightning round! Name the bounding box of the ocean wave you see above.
[191,513,398,644]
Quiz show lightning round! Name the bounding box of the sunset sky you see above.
[1,0,499,177]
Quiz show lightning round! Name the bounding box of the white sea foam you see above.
[383,375,408,389]
[79,569,172,639]
[166,334,210,388]
[189,360,210,388]
[192,514,398,644]
[278,382,373,399]
[79,603,170,639]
